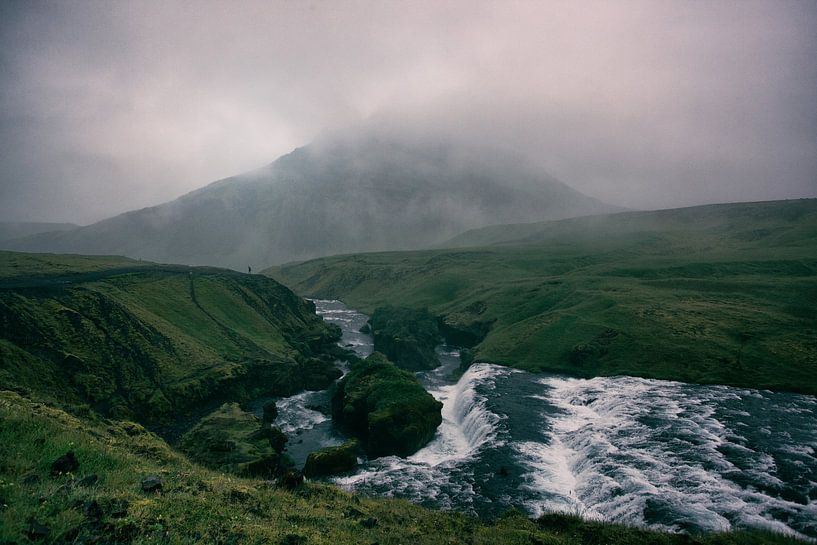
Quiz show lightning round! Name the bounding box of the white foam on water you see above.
[412,363,508,465]
[515,375,817,540]
[274,390,328,434]
[302,300,817,539]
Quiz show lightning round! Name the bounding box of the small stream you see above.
[272,299,817,540]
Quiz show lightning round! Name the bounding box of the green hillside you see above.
[270,199,817,394]
[0,251,342,424]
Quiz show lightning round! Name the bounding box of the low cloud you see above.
[1,0,815,223]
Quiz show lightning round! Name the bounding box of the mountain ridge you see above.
[2,133,618,269]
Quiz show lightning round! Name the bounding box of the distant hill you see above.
[4,132,617,269]
[270,199,817,394]
[442,198,817,247]
[0,221,78,243]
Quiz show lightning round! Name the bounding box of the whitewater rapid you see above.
[279,300,817,540]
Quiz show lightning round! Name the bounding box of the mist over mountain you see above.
[4,130,617,269]
[0,222,78,244]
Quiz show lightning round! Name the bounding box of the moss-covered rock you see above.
[178,403,290,476]
[331,353,442,458]
[369,306,441,371]
[303,440,359,478]
[438,301,494,348]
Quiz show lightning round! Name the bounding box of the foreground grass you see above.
[0,391,804,544]
[270,199,817,394]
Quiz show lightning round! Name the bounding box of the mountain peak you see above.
[3,132,618,269]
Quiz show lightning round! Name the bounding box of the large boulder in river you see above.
[331,353,442,458]
[303,440,359,478]
[370,306,441,371]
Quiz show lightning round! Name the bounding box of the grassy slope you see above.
[0,251,338,423]
[0,390,802,545]
[270,199,817,394]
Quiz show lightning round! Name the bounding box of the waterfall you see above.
[410,363,507,466]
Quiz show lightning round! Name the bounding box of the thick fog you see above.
[1,0,815,224]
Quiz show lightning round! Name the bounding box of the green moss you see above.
[303,440,359,478]
[332,353,443,458]
[177,403,289,477]
[369,305,442,370]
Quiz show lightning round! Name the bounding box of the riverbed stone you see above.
[26,521,50,540]
[303,439,359,477]
[141,475,163,493]
[50,451,79,476]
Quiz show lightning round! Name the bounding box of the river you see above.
[273,299,817,540]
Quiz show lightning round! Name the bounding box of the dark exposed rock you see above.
[83,499,103,521]
[277,470,304,490]
[359,517,378,529]
[26,521,50,540]
[141,475,163,493]
[359,323,371,334]
[262,401,278,423]
[459,348,475,372]
[303,440,359,478]
[50,451,79,476]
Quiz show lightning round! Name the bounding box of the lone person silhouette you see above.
[248,266,252,274]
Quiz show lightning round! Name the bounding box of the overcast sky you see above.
[1,0,815,224]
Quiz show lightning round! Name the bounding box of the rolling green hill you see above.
[270,199,817,394]
[0,251,342,424]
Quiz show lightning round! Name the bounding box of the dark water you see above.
[275,300,817,540]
